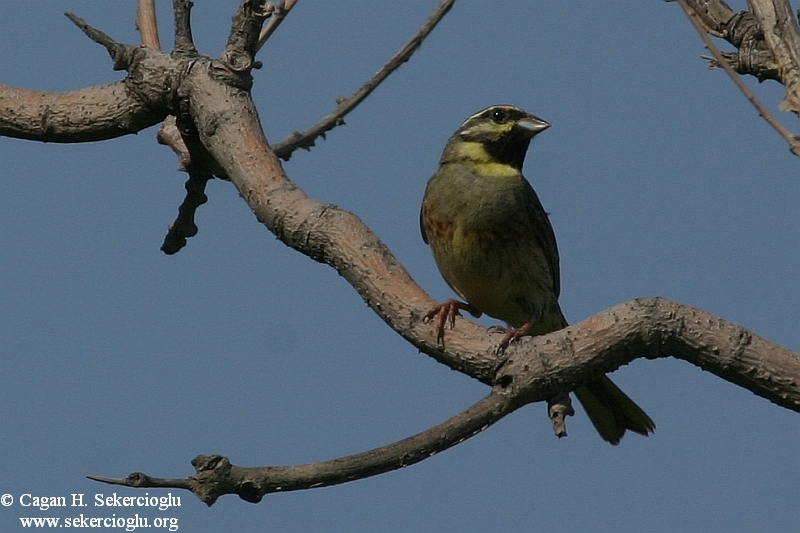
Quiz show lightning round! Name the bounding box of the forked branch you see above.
[0,0,797,509]
[675,0,800,154]
[89,391,518,505]
[87,298,800,505]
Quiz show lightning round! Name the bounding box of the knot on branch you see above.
[714,11,779,81]
[119,472,152,487]
[218,0,273,77]
[65,11,187,117]
[209,60,255,91]
[191,454,235,506]
[242,0,276,21]
[723,11,763,47]
[220,50,258,73]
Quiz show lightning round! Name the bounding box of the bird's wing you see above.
[522,177,561,298]
[419,202,429,244]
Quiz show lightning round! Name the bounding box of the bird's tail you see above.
[574,375,655,445]
[545,307,655,445]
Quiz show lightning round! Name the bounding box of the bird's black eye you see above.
[491,108,508,123]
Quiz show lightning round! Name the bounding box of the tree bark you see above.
[0,0,797,506]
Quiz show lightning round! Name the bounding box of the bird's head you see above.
[442,105,550,171]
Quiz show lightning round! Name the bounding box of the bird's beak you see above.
[517,115,550,135]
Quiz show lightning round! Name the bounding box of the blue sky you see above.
[1,2,798,532]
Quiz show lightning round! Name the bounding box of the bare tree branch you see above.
[157,115,220,254]
[0,82,162,142]
[0,0,797,508]
[271,0,456,160]
[677,0,800,155]
[88,391,517,505]
[86,298,800,504]
[65,12,129,68]
[680,0,779,79]
[256,0,299,52]
[175,33,797,408]
[135,0,207,254]
[748,0,800,114]
[1,0,795,405]
[220,0,273,74]
[172,0,197,55]
[136,0,161,50]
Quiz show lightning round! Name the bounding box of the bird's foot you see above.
[491,323,532,354]
[423,299,473,345]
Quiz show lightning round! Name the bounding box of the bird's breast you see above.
[421,164,556,326]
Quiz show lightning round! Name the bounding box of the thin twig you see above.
[85,297,800,504]
[271,0,456,160]
[135,0,207,254]
[256,0,299,52]
[136,0,161,49]
[156,115,214,255]
[173,0,197,55]
[88,391,518,505]
[676,0,800,155]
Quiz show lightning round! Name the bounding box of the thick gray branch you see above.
[220,0,273,74]
[677,0,800,154]
[0,83,161,143]
[177,55,800,404]
[496,298,800,411]
[88,297,799,505]
[680,0,800,112]
[749,0,800,114]
[0,19,179,143]
[1,0,796,509]
[172,0,197,55]
[680,1,778,79]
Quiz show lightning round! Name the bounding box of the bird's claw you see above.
[424,299,469,346]
[491,324,531,354]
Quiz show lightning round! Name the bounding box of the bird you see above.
[419,104,655,444]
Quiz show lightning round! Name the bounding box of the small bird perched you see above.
[420,105,655,444]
